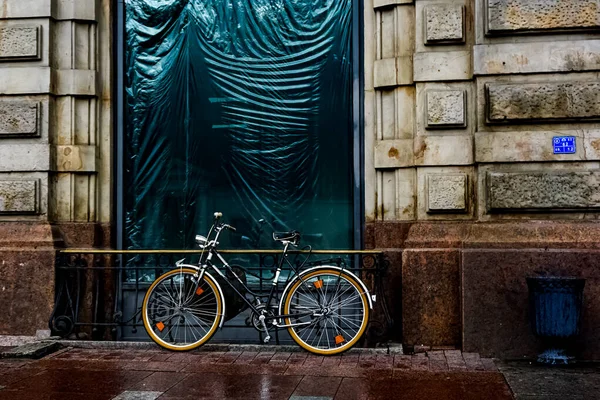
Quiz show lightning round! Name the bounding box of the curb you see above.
[43,340,404,355]
[0,341,62,359]
[0,335,38,347]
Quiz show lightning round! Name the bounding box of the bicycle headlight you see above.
[195,235,208,248]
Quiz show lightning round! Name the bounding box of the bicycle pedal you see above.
[263,335,271,344]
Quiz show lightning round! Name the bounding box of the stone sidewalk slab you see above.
[499,361,600,400]
[0,347,513,399]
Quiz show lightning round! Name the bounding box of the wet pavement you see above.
[499,360,600,400]
[0,347,513,399]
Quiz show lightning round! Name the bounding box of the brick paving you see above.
[0,347,513,399]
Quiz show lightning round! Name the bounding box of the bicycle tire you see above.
[281,267,369,355]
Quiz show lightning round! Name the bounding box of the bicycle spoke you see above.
[187,295,217,308]
[301,319,319,342]
[295,291,321,308]
[331,292,365,310]
[178,270,183,306]
[152,295,177,309]
[186,312,211,335]
[299,277,325,307]
[160,319,178,338]
[183,305,218,316]
[327,284,355,306]
[182,277,197,305]
[187,320,200,343]
[330,319,355,342]
[297,283,321,307]
[158,283,179,307]
[173,319,181,343]
[316,319,327,349]
[324,318,332,349]
[330,313,362,329]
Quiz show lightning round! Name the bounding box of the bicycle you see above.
[142,212,373,355]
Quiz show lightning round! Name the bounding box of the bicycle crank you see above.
[258,314,271,344]
[249,305,277,332]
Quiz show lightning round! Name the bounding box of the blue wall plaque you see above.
[553,136,576,154]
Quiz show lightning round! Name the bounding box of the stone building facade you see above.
[1,0,600,358]
[0,0,112,338]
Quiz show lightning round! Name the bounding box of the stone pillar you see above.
[0,0,111,336]
[366,0,600,358]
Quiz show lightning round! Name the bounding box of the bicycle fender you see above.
[278,265,374,317]
[175,264,227,328]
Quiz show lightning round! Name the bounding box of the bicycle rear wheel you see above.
[282,268,369,355]
[142,268,223,351]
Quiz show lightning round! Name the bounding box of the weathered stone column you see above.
[364,0,418,341]
[0,0,111,336]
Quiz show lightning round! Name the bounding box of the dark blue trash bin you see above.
[527,277,585,364]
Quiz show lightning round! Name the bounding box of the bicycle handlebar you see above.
[211,212,236,232]
[222,224,236,232]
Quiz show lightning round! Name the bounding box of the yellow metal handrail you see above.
[60,248,382,255]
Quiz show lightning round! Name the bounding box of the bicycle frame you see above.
[186,221,318,330]
[205,250,315,327]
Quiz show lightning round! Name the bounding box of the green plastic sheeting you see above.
[124,0,354,254]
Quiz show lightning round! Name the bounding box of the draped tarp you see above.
[124,0,354,252]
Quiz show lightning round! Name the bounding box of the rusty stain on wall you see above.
[414,140,428,162]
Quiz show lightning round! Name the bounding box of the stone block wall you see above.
[365,0,600,358]
[1,0,598,356]
[0,0,111,335]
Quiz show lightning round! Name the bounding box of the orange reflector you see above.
[156,322,165,332]
[335,335,345,344]
[314,280,324,289]
[195,287,204,296]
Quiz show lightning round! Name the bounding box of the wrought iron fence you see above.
[50,249,394,347]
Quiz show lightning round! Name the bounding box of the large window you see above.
[123,0,357,253]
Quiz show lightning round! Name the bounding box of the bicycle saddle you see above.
[273,231,300,243]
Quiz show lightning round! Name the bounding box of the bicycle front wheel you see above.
[142,268,223,351]
[282,268,370,355]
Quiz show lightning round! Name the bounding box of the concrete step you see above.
[0,341,61,359]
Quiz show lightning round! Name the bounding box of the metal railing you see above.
[50,249,394,347]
